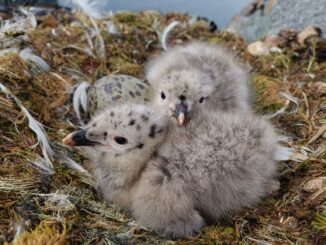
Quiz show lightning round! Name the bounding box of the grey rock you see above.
[227,0,326,42]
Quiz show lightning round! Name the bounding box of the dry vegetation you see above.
[0,8,325,244]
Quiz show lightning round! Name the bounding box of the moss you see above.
[201,226,236,244]
[7,223,67,245]
[251,75,284,113]
[312,213,326,233]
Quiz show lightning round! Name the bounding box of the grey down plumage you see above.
[63,103,278,238]
[146,41,251,123]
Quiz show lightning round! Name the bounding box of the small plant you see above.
[312,213,326,233]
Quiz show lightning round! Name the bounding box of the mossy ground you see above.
[0,9,325,244]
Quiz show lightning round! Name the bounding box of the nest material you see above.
[0,8,325,244]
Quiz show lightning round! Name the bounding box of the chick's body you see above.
[132,112,277,238]
[65,105,277,238]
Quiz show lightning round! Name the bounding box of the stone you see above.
[247,41,270,56]
[302,177,326,192]
[297,26,322,46]
[227,0,326,42]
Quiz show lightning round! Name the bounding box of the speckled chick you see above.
[146,41,250,125]
[87,74,153,117]
[63,104,278,239]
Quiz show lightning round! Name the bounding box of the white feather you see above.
[90,17,106,61]
[63,45,95,58]
[73,81,89,124]
[161,21,180,51]
[105,21,118,34]
[55,152,88,173]
[274,145,293,161]
[0,8,37,38]
[18,7,37,28]
[60,0,108,19]
[274,145,309,162]
[0,48,19,57]
[19,48,50,72]
[0,83,54,173]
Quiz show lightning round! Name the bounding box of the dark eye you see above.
[114,136,128,145]
[179,95,186,101]
[199,97,205,103]
[161,91,166,100]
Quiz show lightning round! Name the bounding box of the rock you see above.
[297,26,322,46]
[247,41,270,56]
[311,82,326,96]
[227,0,326,42]
[264,34,280,48]
[302,177,326,192]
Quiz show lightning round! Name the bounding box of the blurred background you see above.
[2,0,251,27]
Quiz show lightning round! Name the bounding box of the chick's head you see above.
[151,69,215,126]
[63,104,169,156]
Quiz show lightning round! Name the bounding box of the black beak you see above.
[174,103,188,126]
[63,129,98,146]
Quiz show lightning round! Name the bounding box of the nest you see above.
[0,7,325,244]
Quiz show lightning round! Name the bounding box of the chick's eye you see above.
[199,97,205,103]
[114,136,128,145]
[161,91,166,100]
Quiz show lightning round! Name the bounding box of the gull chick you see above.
[63,104,169,210]
[63,104,278,238]
[146,41,250,126]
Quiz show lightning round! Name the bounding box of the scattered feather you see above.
[274,145,293,161]
[0,8,37,39]
[54,152,88,173]
[19,48,50,72]
[89,17,106,62]
[161,21,180,51]
[28,155,54,174]
[73,81,89,124]
[60,0,107,19]
[62,45,96,58]
[0,48,50,72]
[105,21,118,34]
[0,48,19,56]
[0,83,54,173]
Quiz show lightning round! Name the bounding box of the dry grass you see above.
[0,9,325,244]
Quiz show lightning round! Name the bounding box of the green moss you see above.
[251,75,284,113]
[201,226,236,244]
[114,12,138,23]
[312,213,326,233]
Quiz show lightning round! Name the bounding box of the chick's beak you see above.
[174,103,188,126]
[62,129,98,146]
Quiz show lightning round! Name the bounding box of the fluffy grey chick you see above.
[63,105,278,239]
[146,41,250,125]
[63,104,169,211]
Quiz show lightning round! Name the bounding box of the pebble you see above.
[247,41,270,56]
[297,25,321,46]
[302,177,326,192]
